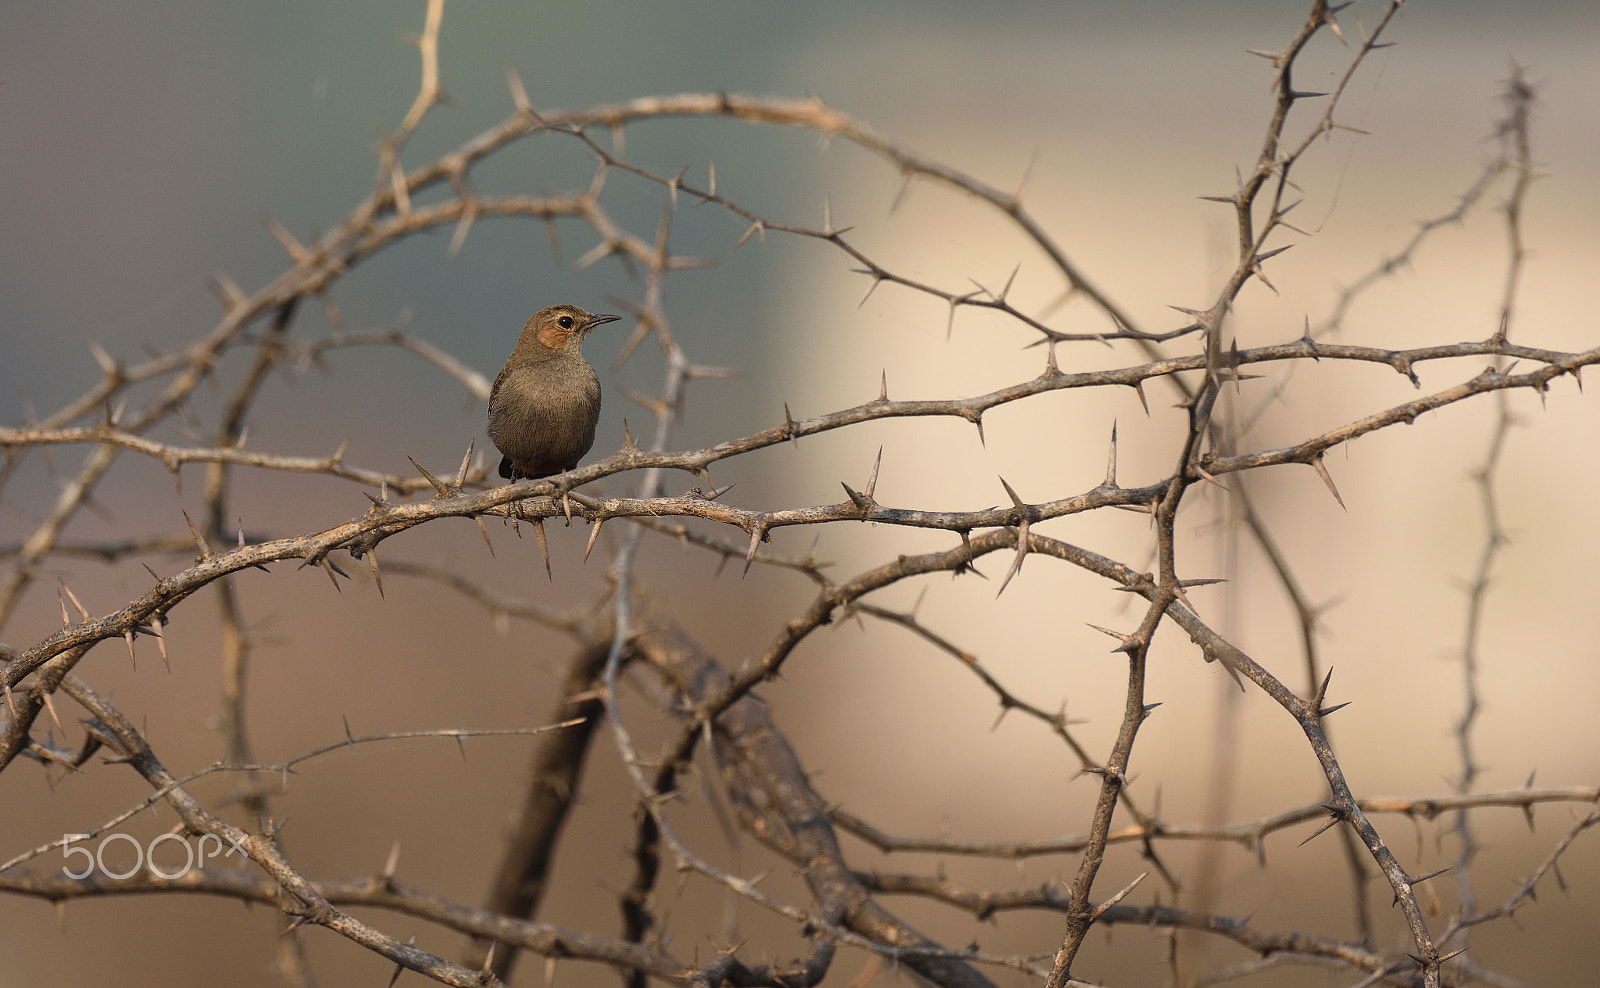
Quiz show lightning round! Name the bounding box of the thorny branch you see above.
[2,2,1595,987]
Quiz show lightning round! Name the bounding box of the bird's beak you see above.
[585,313,622,331]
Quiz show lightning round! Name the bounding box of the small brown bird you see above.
[488,304,620,481]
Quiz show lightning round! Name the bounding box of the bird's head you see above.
[524,304,621,353]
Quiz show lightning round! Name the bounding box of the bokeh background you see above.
[2,2,1598,986]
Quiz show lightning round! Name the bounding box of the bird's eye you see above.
[558,316,575,329]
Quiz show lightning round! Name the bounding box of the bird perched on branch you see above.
[488,304,620,481]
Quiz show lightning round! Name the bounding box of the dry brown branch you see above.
[2,3,1595,987]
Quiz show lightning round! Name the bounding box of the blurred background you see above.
[2,1,1598,985]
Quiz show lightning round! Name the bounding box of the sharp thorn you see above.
[532,518,552,580]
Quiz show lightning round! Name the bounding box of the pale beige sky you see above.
[2,4,1595,986]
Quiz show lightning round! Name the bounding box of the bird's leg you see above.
[548,472,577,525]
[504,479,534,530]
